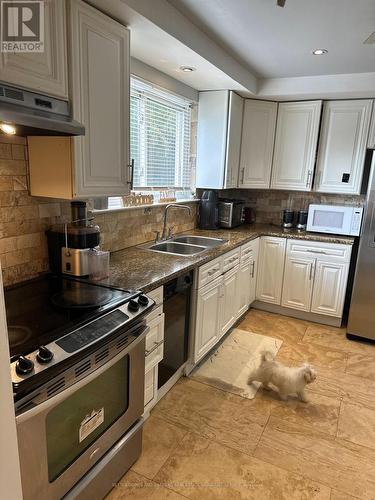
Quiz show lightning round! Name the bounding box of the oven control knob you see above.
[16,356,34,375]
[138,294,149,307]
[128,299,140,312]
[36,346,54,364]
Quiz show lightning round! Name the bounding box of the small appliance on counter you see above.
[47,201,101,277]
[198,190,219,229]
[282,209,294,228]
[296,210,308,230]
[306,204,363,236]
[218,199,244,228]
[243,206,256,225]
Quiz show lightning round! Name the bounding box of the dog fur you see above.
[247,350,317,402]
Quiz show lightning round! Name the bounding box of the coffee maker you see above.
[198,190,219,230]
[47,201,101,277]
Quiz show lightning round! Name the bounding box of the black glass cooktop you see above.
[5,274,135,358]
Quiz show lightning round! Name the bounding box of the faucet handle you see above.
[168,226,175,239]
[153,230,160,243]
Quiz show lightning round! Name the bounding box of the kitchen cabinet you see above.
[271,101,322,191]
[196,90,243,189]
[0,0,68,98]
[311,261,349,317]
[256,236,286,304]
[315,100,373,194]
[193,276,223,363]
[281,255,315,312]
[29,0,131,199]
[368,105,375,149]
[239,100,277,188]
[220,266,240,336]
[237,239,259,316]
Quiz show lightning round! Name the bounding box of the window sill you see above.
[91,198,199,215]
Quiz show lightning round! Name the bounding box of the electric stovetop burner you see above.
[5,274,135,358]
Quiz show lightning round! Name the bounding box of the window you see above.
[131,78,193,190]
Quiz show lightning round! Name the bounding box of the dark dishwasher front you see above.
[157,271,192,389]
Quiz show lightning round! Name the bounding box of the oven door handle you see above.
[16,324,149,422]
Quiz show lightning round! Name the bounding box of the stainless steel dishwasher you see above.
[157,271,193,390]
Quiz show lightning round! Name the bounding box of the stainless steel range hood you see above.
[0,84,85,136]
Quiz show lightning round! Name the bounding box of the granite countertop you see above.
[107,224,355,293]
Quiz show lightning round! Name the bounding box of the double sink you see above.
[147,235,227,256]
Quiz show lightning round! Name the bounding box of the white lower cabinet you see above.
[220,266,240,336]
[193,276,223,363]
[237,239,259,316]
[281,255,315,312]
[256,237,286,304]
[311,261,349,317]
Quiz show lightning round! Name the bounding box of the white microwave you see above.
[307,204,363,236]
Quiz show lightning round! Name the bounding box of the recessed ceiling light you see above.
[312,49,328,55]
[180,66,196,72]
[0,123,16,135]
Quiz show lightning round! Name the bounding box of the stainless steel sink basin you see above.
[149,241,207,256]
[173,235,227,248]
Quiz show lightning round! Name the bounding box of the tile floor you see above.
[107,308,375,500]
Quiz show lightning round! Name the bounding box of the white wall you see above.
[0,264,22,499]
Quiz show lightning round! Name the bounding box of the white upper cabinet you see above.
[271,101,322,191]
[68,0,131,197]
[368,105,375,149]
[0,0,68,98]
[239,100,277,189]
[196,91,243,189]
[315,100,373,194]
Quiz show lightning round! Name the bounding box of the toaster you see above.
[218,200,244,228]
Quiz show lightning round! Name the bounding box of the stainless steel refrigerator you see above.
[348,151,375,340]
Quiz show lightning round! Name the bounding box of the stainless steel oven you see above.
[16,321,147,500]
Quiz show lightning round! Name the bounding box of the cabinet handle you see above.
[241,168,245,185]
[127,159,135,190]
[208,268,218,276]
[306,170,312,188]
[309,262,313,281]
[251,260,255,278]
[145,340,163,357]
[307,249,327,255]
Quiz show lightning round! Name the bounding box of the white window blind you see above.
[130,78,192,189]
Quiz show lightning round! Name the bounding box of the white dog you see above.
[247,351,317,402]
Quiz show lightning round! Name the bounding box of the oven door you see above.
[307,205,352,235]
[16,326,146,500]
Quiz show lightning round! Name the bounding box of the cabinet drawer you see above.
[145,313,164,372]
[145,304,163,323]
[241,239,257,263]
[197,256,222,288]
[147,286,163,307]
[287,239,352,262]
[144,366,157,407]
[223,248,240,272]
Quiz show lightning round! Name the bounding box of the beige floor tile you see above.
[277,341,348,371]
[154,432,330,500]
[153,378,267,455]
[131,416,188,479]
[345,353,375,381]
[330,490,359,500]
[269,391,340,436]
[303,324,375,357]
[337,401,375,450]
[254,416,375,499]
[238,308,308,344]
[106,470,186,499]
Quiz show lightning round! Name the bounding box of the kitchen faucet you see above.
[160,204,192,241]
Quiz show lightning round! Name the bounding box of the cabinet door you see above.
[237,262,251,318]
[368,104,375,149]
[220,266,240,336]
[239,100,277,188]
[249,238,259,305]
[271,101,322,191]
[311,261,349,317]
[282,256,315,312]
[193,277,222,363]
[0,0,68,98]
[224,92,243,188]
[256,237,286,304]
[316,100,373,194]
[69,0,131,197]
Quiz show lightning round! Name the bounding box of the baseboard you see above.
[252,301,342,327]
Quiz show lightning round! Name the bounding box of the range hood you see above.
[0,84,85,136]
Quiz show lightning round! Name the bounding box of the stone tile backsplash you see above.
[0,136,196,286]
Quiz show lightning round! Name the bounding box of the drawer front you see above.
[197,256,222,288]
[287,239,352,263]
[145,304,163,323]
[223,248,241,272]
[144,366,157,407]
[147,286,163,307]
[241,239,258,263]
[145,313,165,372]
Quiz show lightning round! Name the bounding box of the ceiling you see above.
[167,0,375,79]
